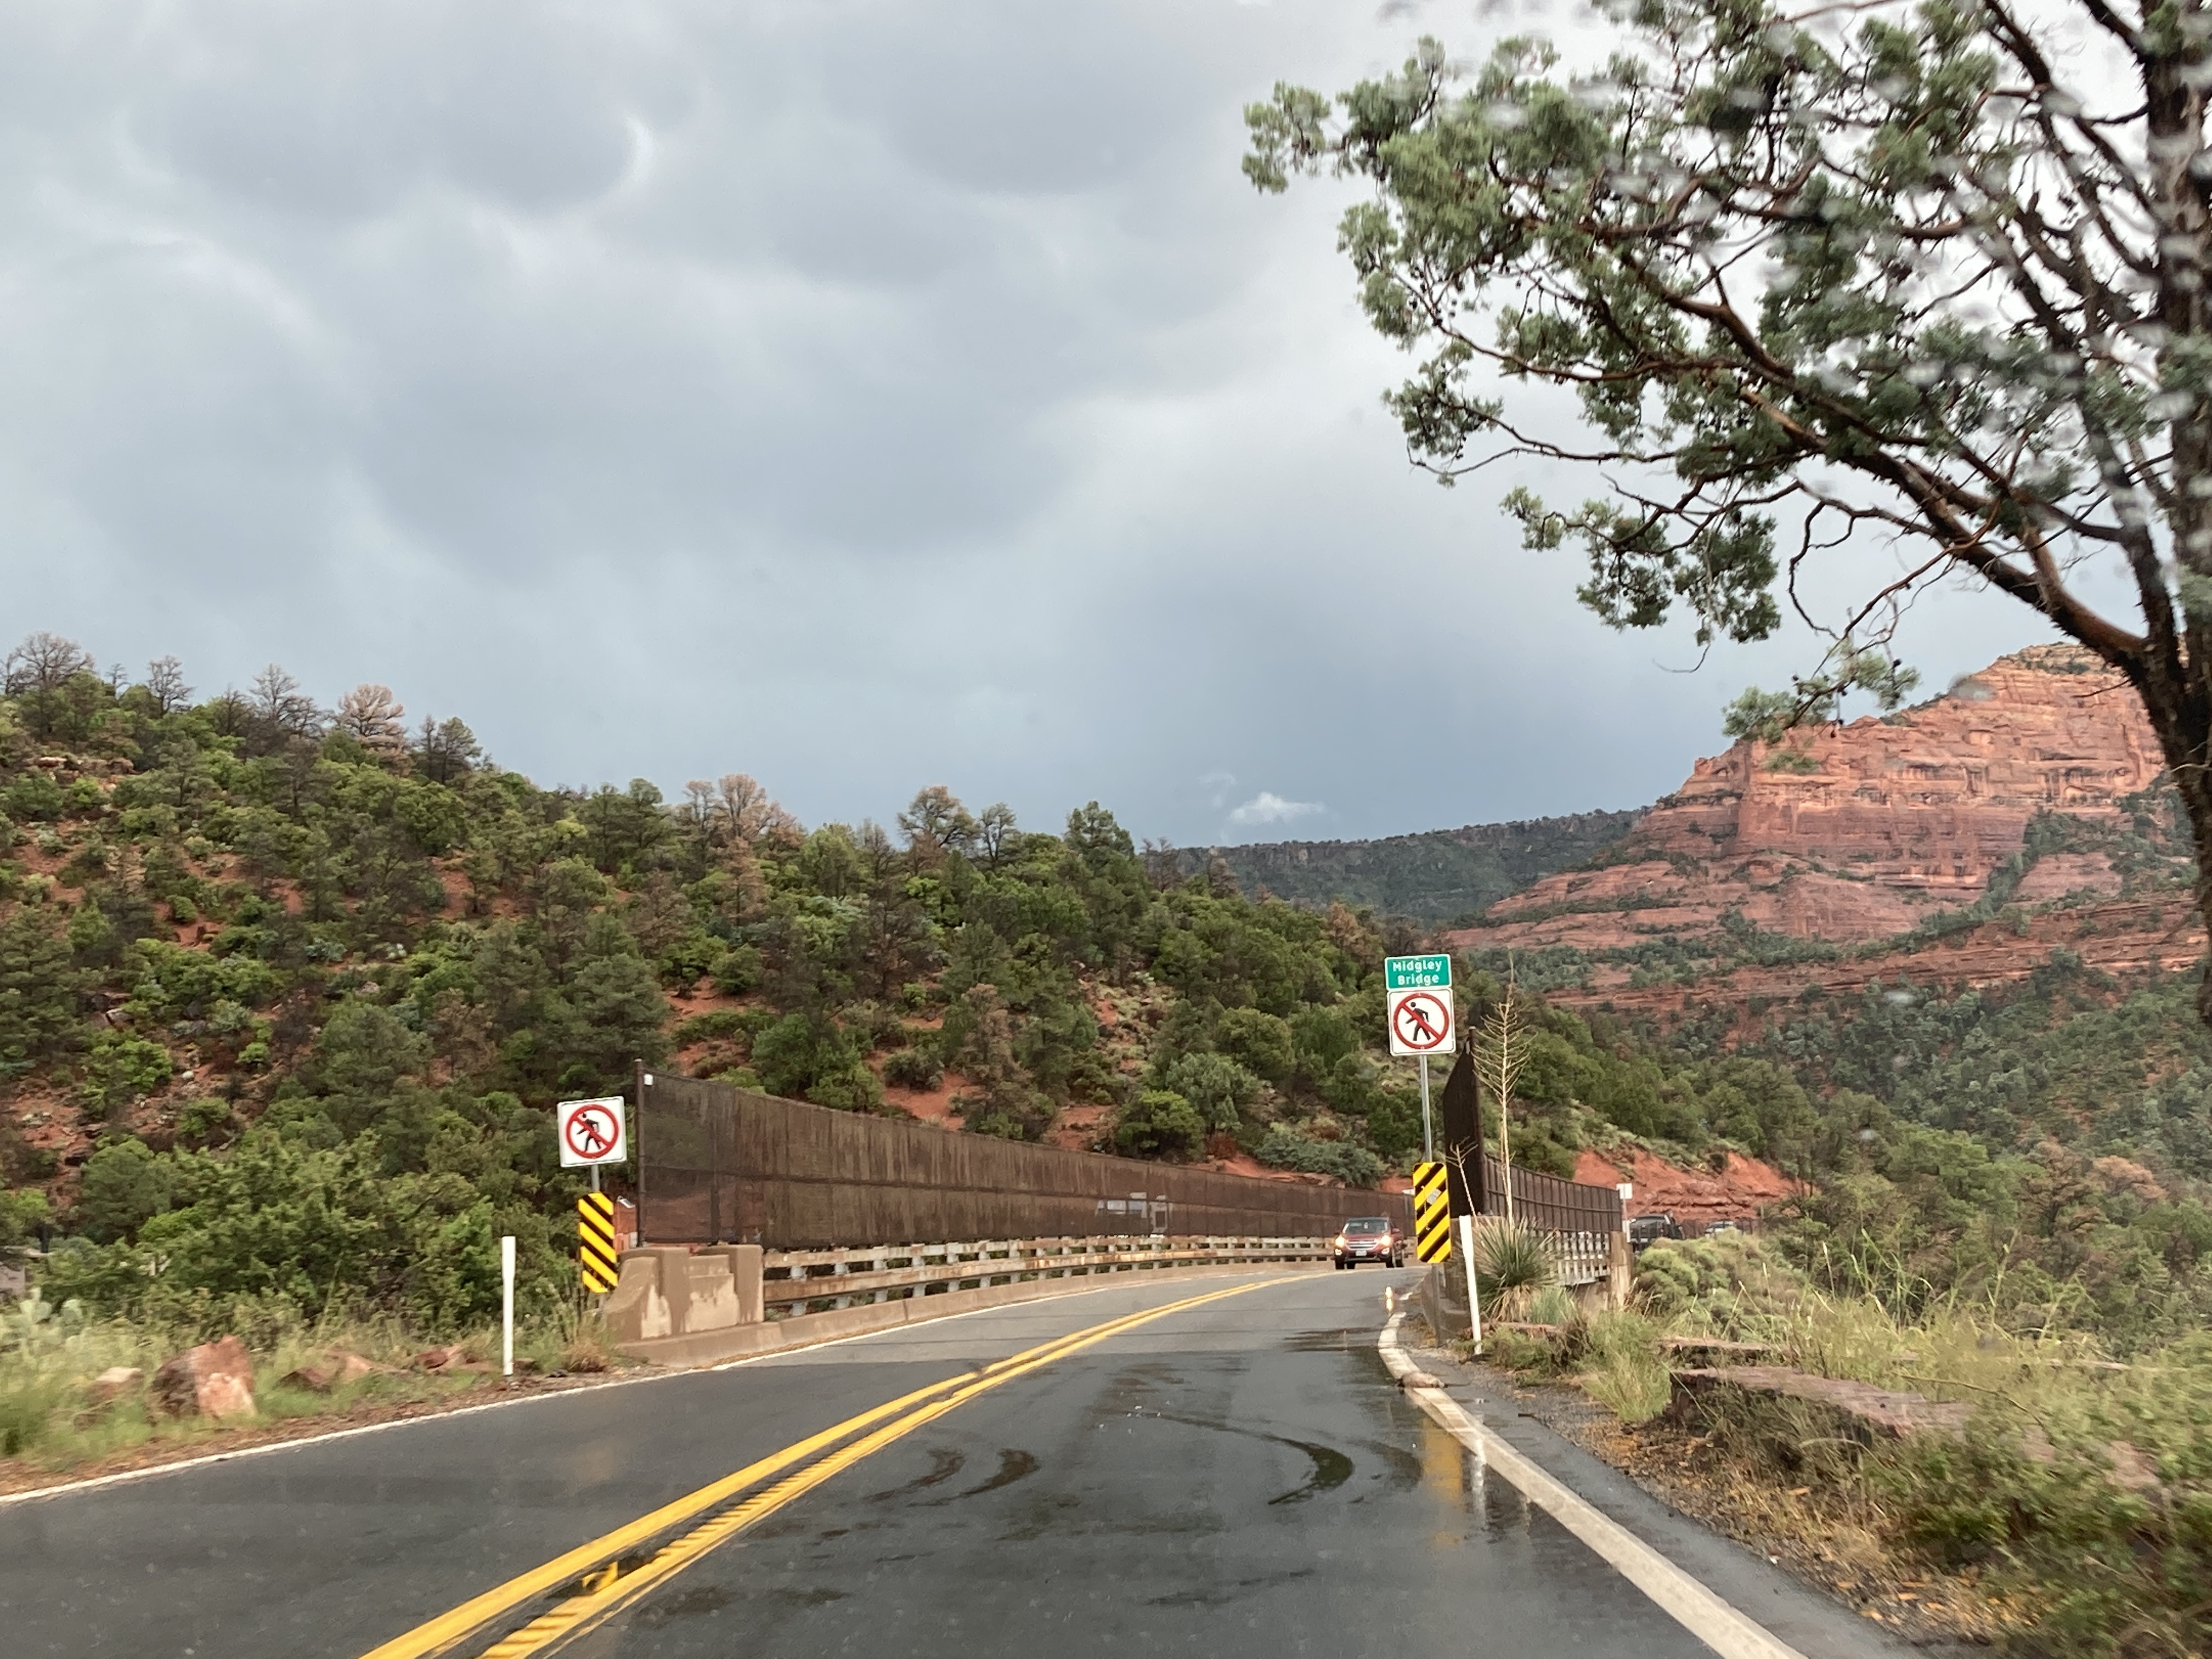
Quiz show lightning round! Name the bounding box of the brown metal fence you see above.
[637,1072,1414,1248]
[1476,1152,1623,1234]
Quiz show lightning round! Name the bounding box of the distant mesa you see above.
[1443,644,2202,1013]
[1184,809,1646,923]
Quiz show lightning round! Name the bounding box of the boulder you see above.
[87,1366,142,1405]
[149,1336,257,1421]
[413,1344,495,1373]
[281,1348,387,1392]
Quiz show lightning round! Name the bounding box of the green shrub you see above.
[672,1008,753,1047]
[2,771,64,822]
[1526,1284,1579,1328]
[81,1035,173,1111]
[0,1186,50,1247]
[883,1046,944,1090]
[708,945,763,996]
[1113,1090,1205,1160]
[0,1371,64,1456]
[75,1138,177,1242]
[804,1062,882,1113]
[1255,1122,1383,1187]
[1158,1052,1260,1133]
[1635,1233,1806,1342]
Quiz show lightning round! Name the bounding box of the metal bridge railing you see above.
[758,1234,1331,1315]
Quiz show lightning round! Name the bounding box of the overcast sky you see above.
[0,0,2066,847]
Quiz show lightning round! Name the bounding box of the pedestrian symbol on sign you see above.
[1391,992,1451,1053]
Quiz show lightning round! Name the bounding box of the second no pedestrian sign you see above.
[1383,953,1454,1058]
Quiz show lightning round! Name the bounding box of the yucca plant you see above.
[1468,1218,1561,1322]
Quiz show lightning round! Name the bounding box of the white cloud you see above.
[1226,791,1323,828]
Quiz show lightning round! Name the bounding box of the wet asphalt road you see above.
[0,1269,1889,1659]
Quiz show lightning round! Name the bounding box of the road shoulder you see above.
[1385,1323,1960,1659]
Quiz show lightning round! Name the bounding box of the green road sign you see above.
[1383,953,1452,991]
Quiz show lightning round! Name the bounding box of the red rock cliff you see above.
[1448,646,2171,959]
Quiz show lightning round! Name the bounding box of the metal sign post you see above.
[1385,955,1454,1159]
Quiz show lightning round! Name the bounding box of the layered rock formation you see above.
[1444,647,2199,1005]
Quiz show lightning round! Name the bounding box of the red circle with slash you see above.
[563,1104,619,1160]
[1391,991,1452,1052]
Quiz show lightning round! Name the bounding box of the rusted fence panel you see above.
[639,1073,1414,1248]
[1477,1152,1623,1235]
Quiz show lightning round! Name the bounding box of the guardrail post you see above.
[697,1244,764,1324]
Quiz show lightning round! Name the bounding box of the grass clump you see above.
[1578,1310,1672,1424]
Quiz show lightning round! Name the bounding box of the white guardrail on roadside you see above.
[759,1235,1331,1315]
[1551,1231,1613,1288]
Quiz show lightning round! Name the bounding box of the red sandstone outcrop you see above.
[1449,647,2173,961]
[148,1336,257,1421]
[1571,1149,1801,1228]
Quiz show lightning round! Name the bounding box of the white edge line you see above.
[1379,1313,1809,1659]
[0,1267,1293,1509]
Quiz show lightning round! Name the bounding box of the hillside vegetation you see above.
[0,631,2205,1364]
[1180,809,1645,922]
[0,635,1671,1336]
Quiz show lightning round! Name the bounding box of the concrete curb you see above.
[623,1263,1323,1367]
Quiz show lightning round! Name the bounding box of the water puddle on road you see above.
[1265,1438,1353,1504]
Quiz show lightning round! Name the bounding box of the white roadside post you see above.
[1458,1211,1482,1354]
[500,1234,516,1378]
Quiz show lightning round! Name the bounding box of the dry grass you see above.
[1478,1239,2212,1658]
[0,1290,630,1484]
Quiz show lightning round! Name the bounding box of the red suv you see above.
[1331,1216,1404,1268]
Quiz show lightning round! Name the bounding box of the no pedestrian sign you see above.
[1384,953,1454,1058]
[557,1096,628,1167]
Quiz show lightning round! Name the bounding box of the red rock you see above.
[1575,1148,1801,1229]
[279,1350,385,1393]
[148,1336,257,1421]
[1446,647,2205,1018]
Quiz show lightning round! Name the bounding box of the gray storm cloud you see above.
[0,0,2055,844]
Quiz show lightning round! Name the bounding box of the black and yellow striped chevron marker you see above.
[578,1192,618,1294]
[1412,1160,1451,1263]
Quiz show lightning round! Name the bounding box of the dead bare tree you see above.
[334,684,408,755]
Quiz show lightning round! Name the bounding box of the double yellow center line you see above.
[363,1278,1271,1659]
